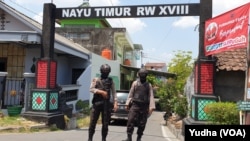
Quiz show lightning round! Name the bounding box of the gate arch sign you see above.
[55,4,200,19]
[38,0,217,129]
[43,1,213,58]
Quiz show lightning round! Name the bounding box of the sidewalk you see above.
[0,123,48,132]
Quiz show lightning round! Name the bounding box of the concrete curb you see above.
[0,117,78,132]
[0,124,49,132]
[166,121,184,141]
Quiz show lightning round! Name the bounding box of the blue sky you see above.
[4,0,250,66]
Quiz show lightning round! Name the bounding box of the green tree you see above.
[167,50,194,94]
[158,79,178,114]
[159,50,194,118]
[147,74,157,86]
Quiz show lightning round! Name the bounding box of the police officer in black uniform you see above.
[123,68,155,141]
[88,64,118,141]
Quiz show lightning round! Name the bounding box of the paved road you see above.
[0,111,180,141]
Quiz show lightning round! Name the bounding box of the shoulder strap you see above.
[108,77,113,84]
[97,78,105,89]
[133,80,138,92]
[97,77,113,89]
[135,81,149,90]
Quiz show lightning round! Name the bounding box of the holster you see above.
[128,100,133,110]
[94,101,104,106]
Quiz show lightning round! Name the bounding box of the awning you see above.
[120,64,176,78]
[0,31,41,44]
[114,32,134,50]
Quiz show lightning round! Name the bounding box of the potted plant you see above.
[0,110,4,118]
[7,90,23,116]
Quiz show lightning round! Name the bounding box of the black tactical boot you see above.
[88,132,93,141]
[102,135,106,141]
[122,134,132,141]
[87,137,93,141]
[102,136,107,141]
[102,132,107,141]
[136,135,142,141]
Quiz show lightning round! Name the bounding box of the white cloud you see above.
[90,0,120,6]
[171,0,249,29]
[160,52,174,63]
[172,17,199,28]
[142,51,174,64]
[141,48,175,63]
[33,12,43,24]
[213,0,249,16]
[90,0,147,35]
[14,0,119,8]
[108,18,147,35]
[15,0,83,6]
[33,11,60,27]
[13,0,146,35]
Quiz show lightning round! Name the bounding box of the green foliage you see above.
[157,79,188,118]
[147,74,157,86]
[75,99,90,115]
[158,50,193,118]
[172,96,188,118]
[157,79,178,113]
[204,102,239,125]
[167,50,194,94]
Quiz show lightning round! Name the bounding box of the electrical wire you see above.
[156,0,193,50]
[143,56,166,62]
[8,0,42,18]
[108,0,125,27]
[140,0,195,64]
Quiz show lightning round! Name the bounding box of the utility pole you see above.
[198,0,212,60]
[183,0,214,132]
[141,51,144,68]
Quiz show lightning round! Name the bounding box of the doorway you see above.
[0,57,7,108]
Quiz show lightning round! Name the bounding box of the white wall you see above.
[5,14,34,31]
[90,53,120,85]
[25,48,40,73]
[87,53,121,105]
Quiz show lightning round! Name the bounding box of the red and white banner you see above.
[204,2,250,56]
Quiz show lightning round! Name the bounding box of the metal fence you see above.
[3,77,25,108]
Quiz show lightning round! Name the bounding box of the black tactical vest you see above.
[92,77,113,103]
[132,81,150,103]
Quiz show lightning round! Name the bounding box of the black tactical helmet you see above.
[138,68,148,77]
[100,64,111,73]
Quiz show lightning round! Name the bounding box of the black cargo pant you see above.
[88,101,112,139]
[126,102,149,137]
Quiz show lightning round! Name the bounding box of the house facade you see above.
[0,1,144,114]
[0,1,176,118]
[144,62,167,72]
[213,48,246,102]
[0,2,92,112]
[54,4,139,101]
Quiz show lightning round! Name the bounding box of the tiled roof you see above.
[144,62,166,68]
[0,1,90,59]
[213,48,247,71]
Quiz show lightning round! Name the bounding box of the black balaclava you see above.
[138,68,148,83]
[100,64,111,79]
